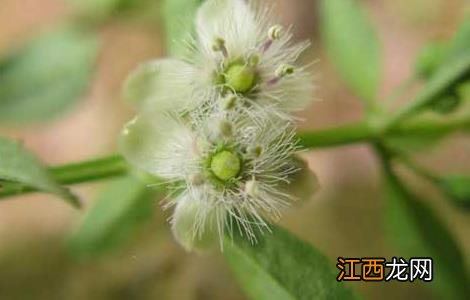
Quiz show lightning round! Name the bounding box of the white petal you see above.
[276,69,315,111]
[171,190,223,252]
[284,155,319,202]
[119,115,195,179]
[259,67,314,112]
[196,0,259,57]
[123,58,196,114]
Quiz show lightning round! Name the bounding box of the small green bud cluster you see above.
[415,42,468,115]
[415,41,448,80]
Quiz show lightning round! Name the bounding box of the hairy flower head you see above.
[119,0,318,252]
[124,0,314,120]
[120,109,312,250]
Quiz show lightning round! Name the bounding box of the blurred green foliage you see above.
[383,161,469,299]
[0,25,98,124]
[415,41,449,80]
[320,0,381,107]
[163,0,203,55]
[68,176,158,258]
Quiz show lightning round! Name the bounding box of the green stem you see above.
[0,116,467,199]
[50,155,128,184]
[0,155,128,198]
[297,122,373,148]
[298,115,469,148]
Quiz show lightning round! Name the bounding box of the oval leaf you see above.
[68,175,157,258]
[0,25,99,124]
[384,169,469,299]
[0,136,79,206]
[320,0,381,105]
[224,226,356,300]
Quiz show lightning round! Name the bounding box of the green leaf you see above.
[320,0,381,105]
[0,25,99,124]
[439,174,470,208]
[0,136,79,207]
[162,0,202,56]
[67,175,157,258]
[224,226,356,300]
[384,167,469,299]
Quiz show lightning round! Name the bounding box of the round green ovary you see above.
[210,150,241,181]
[225,64,256,93]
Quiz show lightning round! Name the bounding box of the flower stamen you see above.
[245,179,259,197]
[212,37,228,58]
[219,120,233,137]
[268,25,284,40]
[268,64,295,85]
[221,94,238,110]
[261,25,284,52]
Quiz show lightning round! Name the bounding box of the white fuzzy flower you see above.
[120,110,308,251]
[124,0,314,120]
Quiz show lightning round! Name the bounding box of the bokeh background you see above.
[0,0,468,299]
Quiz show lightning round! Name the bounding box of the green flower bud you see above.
[456,80,470,101]
[225,63,256,93]
[430,92,460,114]
[415,41,448,79]
[210,150,241,181]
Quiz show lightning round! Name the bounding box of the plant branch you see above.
[0,155,128,198]
[0,116,467,199]
[298,115,469,149]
